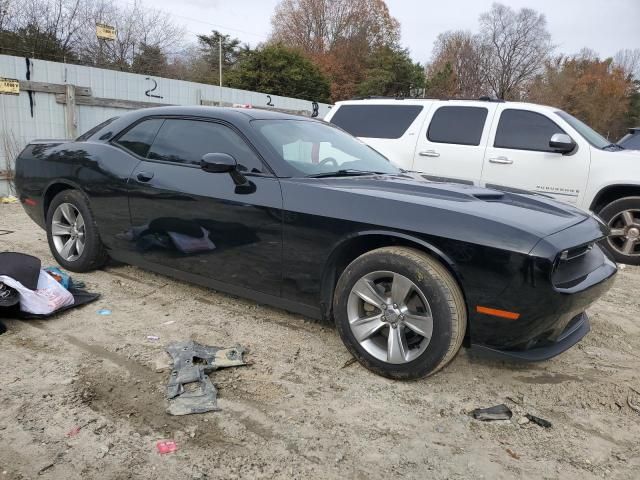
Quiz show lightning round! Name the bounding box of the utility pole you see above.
[219,35,223,98]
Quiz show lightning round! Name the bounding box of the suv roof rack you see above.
[347,95,506,102]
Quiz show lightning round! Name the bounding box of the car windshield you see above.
[555,110,611,149]
[252,119,400,177]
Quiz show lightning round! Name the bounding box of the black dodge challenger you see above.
[15,106,617,379]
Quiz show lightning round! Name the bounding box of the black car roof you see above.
[118,105,313,122]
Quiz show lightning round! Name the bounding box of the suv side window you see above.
[427,106,488,146]
[330,105,424,139]
[147,119,267,173]
[494,109,565,152]
[114,118,164,157]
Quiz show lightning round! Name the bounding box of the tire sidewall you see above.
[334,250,456,379]
[46,190,102,272]
[598,197,640,266]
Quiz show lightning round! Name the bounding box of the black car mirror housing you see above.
[201,153,238,173]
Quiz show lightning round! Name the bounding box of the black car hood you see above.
[281,174,593,255]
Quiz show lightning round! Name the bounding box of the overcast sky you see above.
[122,0,640,63]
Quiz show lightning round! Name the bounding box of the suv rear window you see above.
[329,104,423,139]
[427,106,488,146]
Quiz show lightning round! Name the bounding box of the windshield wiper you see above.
[603,143,625,151]
[305,169,386,178]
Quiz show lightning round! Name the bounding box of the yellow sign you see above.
[96,23,117,40]
[0,77,19,95]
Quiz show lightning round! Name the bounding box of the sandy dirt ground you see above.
[0,202,639,479]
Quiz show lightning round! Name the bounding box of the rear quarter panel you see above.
[15,141,141,250]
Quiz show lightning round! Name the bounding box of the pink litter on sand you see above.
[156,440,178,454]
[66,426,81,437]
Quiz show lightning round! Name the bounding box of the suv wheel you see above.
[598,197,640,265]
[333,246,466,380]
[46,190,108,272]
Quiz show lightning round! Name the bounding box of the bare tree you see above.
[427,30,488,98]
[479,3,553,99]
[271,0,401,100]
[74,0,185,70]
[614,48,640,80]
[271,0,399,55]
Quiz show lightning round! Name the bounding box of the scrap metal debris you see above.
[525,414,552,428]
[470,404,513,421]
[165,340,246,416]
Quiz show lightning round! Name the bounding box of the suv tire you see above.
[598,197,640,265]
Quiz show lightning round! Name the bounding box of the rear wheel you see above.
[598,197,640,265]
[333,246,466,380]
[46,190,108,272]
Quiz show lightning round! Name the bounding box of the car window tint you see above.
[329,105,423,139]
[495,109,565,152]
[77,116,119,141]
[147,119,266,173]
[114,119,164,157]
[427,106,488,146]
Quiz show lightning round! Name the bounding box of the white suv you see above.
[325,98,640,265]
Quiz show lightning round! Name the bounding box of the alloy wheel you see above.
[51,203,86,262]
[347,270,433,364]
[607,209,640,257]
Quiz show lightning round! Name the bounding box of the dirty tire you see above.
[46,189,108,272]
[598,196,640,266]
[333,246,466,380]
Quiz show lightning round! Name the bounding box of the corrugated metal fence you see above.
[0,54,332,195]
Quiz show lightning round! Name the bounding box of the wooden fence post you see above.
[64,84,78,139]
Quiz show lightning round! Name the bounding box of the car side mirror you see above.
[201,153,237,173]
[549,133,576,154]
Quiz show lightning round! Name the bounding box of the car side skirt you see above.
[108,251,324,320]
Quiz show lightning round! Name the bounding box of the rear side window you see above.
[427,106,488,146]
[77,117,119,141]
[330,105,423,139]
[114,119,164,157]
[147,119,267,173]
[494,109,565,152]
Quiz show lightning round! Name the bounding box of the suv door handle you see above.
[136,171,154,182]
[419,150,440,157]
[488,156,513,165]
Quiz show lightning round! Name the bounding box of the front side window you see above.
[253,119,400,177]
[427,106,488,146]
[147,119,266,173]
[114,118,164,157]
[329,105,423,139]
[494,109,565,152]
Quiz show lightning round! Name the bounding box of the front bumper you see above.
[466,238,616,357]
[471,312,590,361]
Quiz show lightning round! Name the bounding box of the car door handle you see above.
[136,171,154,182]
[419,150,440,157]
[488,156,513,165]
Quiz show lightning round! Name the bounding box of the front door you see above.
[413,103,496,185]
[125,117,283,296]
[481,107,589,205]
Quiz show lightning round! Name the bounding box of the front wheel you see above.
[333,246,467,380]
[598,197,640,265]
[46,189,108,272]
